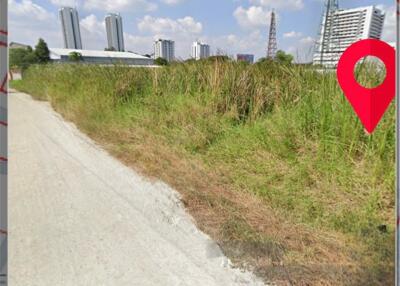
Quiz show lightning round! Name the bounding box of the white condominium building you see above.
[59,7,82,50]
[154,39,175,62]
[191,41,210,60]
[105,13,125,52]
[313,6,385,68]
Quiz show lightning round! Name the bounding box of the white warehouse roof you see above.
[49,48,150,60]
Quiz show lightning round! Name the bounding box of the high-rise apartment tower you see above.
[105,13,125,52]
[313,3,385,68]
[59,7,82,49]
[154,39,175,62]
[191,41,210,60]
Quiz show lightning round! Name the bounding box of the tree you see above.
[275,50,293,65]
[68,52,83,62]
[154,57,168,66]
[24,47,38,65]
[9,47,37,71]
[34,38,50,63]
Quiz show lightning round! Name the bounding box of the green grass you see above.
[11,60,395,284]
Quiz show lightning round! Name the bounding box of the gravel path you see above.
[8,90,264,286]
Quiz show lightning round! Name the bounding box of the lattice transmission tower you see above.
[267,10,277,59]
[313,0,340,66]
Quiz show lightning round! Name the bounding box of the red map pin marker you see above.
[337,39,395,133]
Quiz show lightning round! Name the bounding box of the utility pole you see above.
[0,0,7,285]
[267,10,277,59]
[396,1,400,285]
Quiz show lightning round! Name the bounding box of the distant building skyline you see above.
[191,41,210,60]
[154,39,175,62]
[105,13,125,52]
[59,7,82,50]
[10,1,394,63]
[313,5,385,67]
[237,54,254,64]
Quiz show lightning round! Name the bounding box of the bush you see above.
[154,57,168,66]
[276,50,294,65]
[258,51,294,65]
[68,52,83,62]
[10,47,37,71]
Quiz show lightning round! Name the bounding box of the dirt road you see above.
[8,90,264,286]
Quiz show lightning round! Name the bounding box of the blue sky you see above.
[9,0,396,62]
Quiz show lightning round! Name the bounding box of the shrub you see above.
[154,57,168,66]
[68,52,83,62]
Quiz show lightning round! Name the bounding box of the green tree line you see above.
[10,38,50,71]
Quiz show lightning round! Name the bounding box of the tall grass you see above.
[13,60,395,284]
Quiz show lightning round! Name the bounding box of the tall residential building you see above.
[154,39,175,62]
[59,7,82,49]
[105,13,125,52]
[191,41,210,60]
[313,5,385,68]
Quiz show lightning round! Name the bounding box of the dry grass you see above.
[99,127,390,285]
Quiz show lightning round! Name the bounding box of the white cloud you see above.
[249,0,304,10]
[377,4,396,43]
[138,16,202,35]
[48,0,77,6]
[161,0,185,5]
[124,34,154,55]
[9,0,61,48]
[287,36,315,63]
[299,36,314,45]
[10,0,54,21]
[80,14,105,37]
[205,30,267,59]
[80,14,106,50]
[233,6,271,29]
[137,15,203,59]
[283,31,302,38]
[83,0,157,12]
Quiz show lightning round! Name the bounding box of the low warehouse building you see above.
[49,48,154,66]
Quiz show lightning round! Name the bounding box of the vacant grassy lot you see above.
[12,60,395,285]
